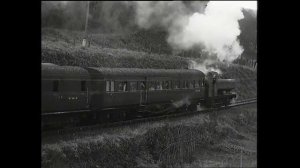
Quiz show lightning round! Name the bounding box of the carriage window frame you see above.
[173,80,180,89]
[110,81,114,92]
[148,81,156,91]
[156,81,163,90]
[195,80,200,88]
[129,81,137,92]
[182,80,188,89]
[163,80,170,90]
[117,81,128,92]
[138,81,146,90]
[189,80,194,89]
[106,81,110,92]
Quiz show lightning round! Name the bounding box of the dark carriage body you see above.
[41,63,237,128]
[85,67,206,111]
[41,64,90,114]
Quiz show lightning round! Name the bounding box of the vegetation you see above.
[42,28,189,69]
[42,104,257,168]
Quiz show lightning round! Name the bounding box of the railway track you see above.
[42,98,257,138]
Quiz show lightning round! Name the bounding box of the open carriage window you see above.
[162,81,170,90]
[195,80,200,88]
[156,81,162,90]
[106,81,110,92]
[118,81,128,92]
[182,80,189,89]
[189,81,194,89]
[130,81,137,92]
[139,81,146,90]
[173,80,180,89]
[110,81,114,92]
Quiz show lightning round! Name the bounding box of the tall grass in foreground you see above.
[42,105,257,168]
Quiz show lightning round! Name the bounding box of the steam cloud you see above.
[134,1,256,63]
[188,60,222,74]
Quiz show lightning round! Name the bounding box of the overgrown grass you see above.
[42,28,188,69]
[42,104,256,168]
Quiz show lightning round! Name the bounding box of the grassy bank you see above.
[42,104,256,168]
[42,28,189,69]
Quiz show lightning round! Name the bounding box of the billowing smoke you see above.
[188,59,222,74]
[134,1,256,63]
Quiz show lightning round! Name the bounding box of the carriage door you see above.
[139,77,147,105]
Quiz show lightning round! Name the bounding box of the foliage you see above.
[42,104,257,168]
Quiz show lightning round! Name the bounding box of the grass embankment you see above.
[42,28,189,69]
[219,63,257,100]
[42,104,256,168]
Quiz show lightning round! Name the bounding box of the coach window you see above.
[139,81,146,90]
[148,81,155,91]
[195,80,200,88]
[189,81,194,89]
[110,81,114,92]
[81,81,87,91]
[182,81,187,89]
[106,81,110,92]
[156,81,162,90]
[174,80,180,89]
[163,81,170,90]
[118,82,123,91]
[130,81,137,92]
[123,81,128,92]
[53,80,59,92]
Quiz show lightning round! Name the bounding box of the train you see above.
[42,63,236,129]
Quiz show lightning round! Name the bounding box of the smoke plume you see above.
[134,1,255,63]
[188,60,222,74]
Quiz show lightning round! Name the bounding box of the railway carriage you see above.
[86,68,206,119]
[41,63,236,129]
[42,64,91,127]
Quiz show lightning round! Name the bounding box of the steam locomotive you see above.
[42,63,236,129]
